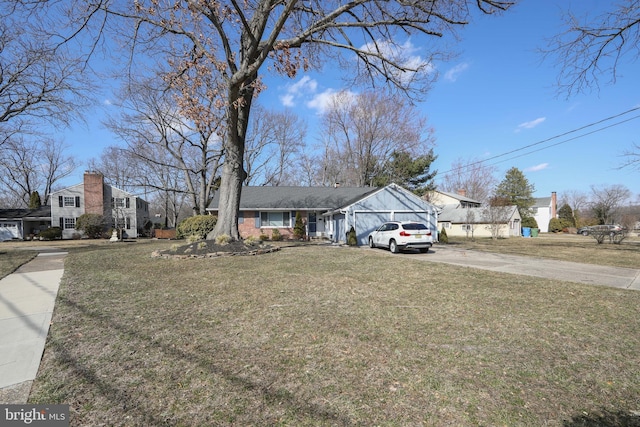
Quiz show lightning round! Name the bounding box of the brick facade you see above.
[238,210,296,240]
[83,172,105,215]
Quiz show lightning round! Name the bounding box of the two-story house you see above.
[50,172,150,239]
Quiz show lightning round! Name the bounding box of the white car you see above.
[368,221,433,253]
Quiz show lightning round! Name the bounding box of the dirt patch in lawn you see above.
[152,239,280,258]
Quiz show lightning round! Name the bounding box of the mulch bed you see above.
[152,240,280,259]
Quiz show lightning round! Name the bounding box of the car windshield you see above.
[402,223,428,230]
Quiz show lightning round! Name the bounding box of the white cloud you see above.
[359,38,434,84]
[103,99,113,106]
[306,89,357,114]
[280,94,295,107]
[525,163,549,172]
[516,117,546,132]
[444,63,470,82]
[279,75,318,107]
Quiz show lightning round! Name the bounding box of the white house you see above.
[532,192,557,233]
[50,172,150,239]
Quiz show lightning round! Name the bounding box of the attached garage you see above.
[0,221,21,240]
[325,184,438,246]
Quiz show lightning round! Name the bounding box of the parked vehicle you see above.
[368,221,433,253]
[577,224,622,236]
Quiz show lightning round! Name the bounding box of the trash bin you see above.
[522,227,531,237]
[531,228,539,237]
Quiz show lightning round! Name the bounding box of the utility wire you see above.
[437,106,640,176]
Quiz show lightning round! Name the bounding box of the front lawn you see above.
[0,249,37,279]
[30,242,640,426]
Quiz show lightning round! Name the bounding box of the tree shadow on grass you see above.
[34,292,354,426]
[563,409,640,426]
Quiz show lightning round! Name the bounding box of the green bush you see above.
[271,229,282,241]
[293,211,306,240]
[76,213,106,239]
[176,215,217,239]
[548,218,573,233]
[347,226,357,246]
[521,216,538,228]
[39,227,62,240]
[439,226,449,243]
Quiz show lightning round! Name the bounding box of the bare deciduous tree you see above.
[547,1,640,96]
[590,184,631,225]
[14,0,515,239]
[440,157,498,203]
[105,78,224,215]
[0,137,76,207]
[483,196,513,240]
[244,107,306,186]
[319,90,435,187]
[0,6,91,139]
[560,190,590,227]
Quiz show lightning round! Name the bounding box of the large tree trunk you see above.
[208,76,255,240]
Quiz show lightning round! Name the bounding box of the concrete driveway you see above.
[368,244,640,290]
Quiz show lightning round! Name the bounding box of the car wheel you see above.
[419,248,429,253]
[582,230,588,236]
[389,239,399,254]
[369,236,375,248]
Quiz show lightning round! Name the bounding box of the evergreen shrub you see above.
[176,215,217,239]
[439,227,449,243]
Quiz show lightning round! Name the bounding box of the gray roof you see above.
[208,186,379,211]
[533,197,551,208]
[0,206,51,220]
[435,190,482,205]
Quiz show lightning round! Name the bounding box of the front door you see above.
[308,212,317,235]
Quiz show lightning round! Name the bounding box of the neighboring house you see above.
[437,204,521,238]
[532,192,557,233]
[427,189,521,238]
[206,183,438,245]
[50,172,150,239]
[425,189,482,208]
[0,206,51,240]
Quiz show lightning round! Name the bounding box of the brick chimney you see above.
[457,189,467,197]
[84,172,104,215]
[551,191,557,218]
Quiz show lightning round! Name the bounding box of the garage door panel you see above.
[355,212,391,246]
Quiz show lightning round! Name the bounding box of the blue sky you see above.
[61,0,639,202]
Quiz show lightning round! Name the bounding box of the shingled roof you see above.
[207,186,379,211]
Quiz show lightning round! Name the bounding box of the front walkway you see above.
[0,251,66,404]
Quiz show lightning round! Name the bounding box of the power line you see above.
[437,106,640,176]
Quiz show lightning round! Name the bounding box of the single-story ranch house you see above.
[206,183,438,245]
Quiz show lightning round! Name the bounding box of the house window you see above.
[64,217,76,229]
[113,197,125,208]
[63,196,76,207]
[442,222,451,229]
[260,211,291,227]
[113,217,131,229]
[462,224,473,231]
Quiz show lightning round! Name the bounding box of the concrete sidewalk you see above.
[0,251,66,404]
[422,245,640,290]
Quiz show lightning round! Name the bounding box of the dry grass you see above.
[447,233,640,269]
[0,249,37,279]
[29,241,640,426]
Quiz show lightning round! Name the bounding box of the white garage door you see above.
[0,222,20,240]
